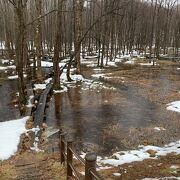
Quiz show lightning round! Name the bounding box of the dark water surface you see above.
[0,72,19,121]
[45,64,180,155]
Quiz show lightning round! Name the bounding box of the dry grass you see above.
[99,154,180,180]
[98,62,180,150]
[0,152,66,180]
[0,162,17,180]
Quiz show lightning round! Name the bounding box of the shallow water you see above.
[0,72,19,121]
[44,63,180,155]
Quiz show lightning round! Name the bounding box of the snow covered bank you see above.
[80,140,180,168]
[166,101,180,113]
[26,95,34,108]
[33,83,47,90]
[8,74,27,80]
[98,140,180,167]
[0,65,16,70]
[125,59,135,64]
[30,61,66,68]
[139,62,157,66]
[0,116,29,160]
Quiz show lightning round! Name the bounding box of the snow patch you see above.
[0,65,16,70]
[0,116,29,160]
[8,74,27,80]
[99,140,180,167]
[53,85,68,94]
[81,140,180,169]
[154,127,166,131]
[142,177,180,180]
[166,101,180,113]
[33,83,47,90]
[139,62,157,66]
[26,95,34,108]
[113,173,121,176]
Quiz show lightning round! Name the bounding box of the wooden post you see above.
[67,138,73,178]
[60,133,66,164]
[85,153,97,180]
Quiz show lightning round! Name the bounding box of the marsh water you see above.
[0,72,19,122]
[46,64,180,155]
[0,62,179,155]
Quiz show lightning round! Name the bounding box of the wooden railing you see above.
[60,133,103,180]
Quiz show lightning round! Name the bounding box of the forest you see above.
[0,0,180,179]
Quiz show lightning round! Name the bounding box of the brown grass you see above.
[99,154,180,180]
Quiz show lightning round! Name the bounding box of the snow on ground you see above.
[113,173,121,176]
[91,73,113,79]
[0,65,16,70]
[86,63,98,67]
[1,59,9,64]
[120,54,131,59]
[44,77,52,84]
[124,59,135,64]
[0,42,5,49]
[84,55,98,59]
[0,116,29,160]
[91,73,105,78]
[166,101,180,113]
[26,95,34,108]
[115,58,123,63]
[93,68,105,71]
[29,125,43,152]
[139,62,157,66]
[30,61,66,68]
[54,85,68,94]
[98,140,180,167]
[71,74,84,81]
[142,177,180,180]
[80,140,180,169]
[8,74,27,80]
[105,61,117,67]
[33,78,52,91]
[154,127,166,131]
[60,71,85,83]
[33,83,47,90]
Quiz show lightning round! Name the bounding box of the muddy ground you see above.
[0,60,180,179]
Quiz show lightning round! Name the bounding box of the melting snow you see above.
[166,101,180,113]
[98,140,180,167]
[0,65,16,70]
[30,61,66,68]
[53,85,68,94]
[142,177,180,180]
[33,83,47,90]
[0,116,29,160]
[113,173,121,176]
[125,60,135,64]
[154,127,166,131]
[140,62,157,66]
[26,95,34,108]
[8,74,27,80]
[81,140,180,168]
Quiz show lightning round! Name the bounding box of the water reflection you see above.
[46,83,158,154]
[45,65,179,155]
[0,78,19,122]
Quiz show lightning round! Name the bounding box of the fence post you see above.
[67,138,73,178]
[85,153,97,180]
[60,133,66,164]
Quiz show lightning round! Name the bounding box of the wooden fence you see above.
[60,133,103,180]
